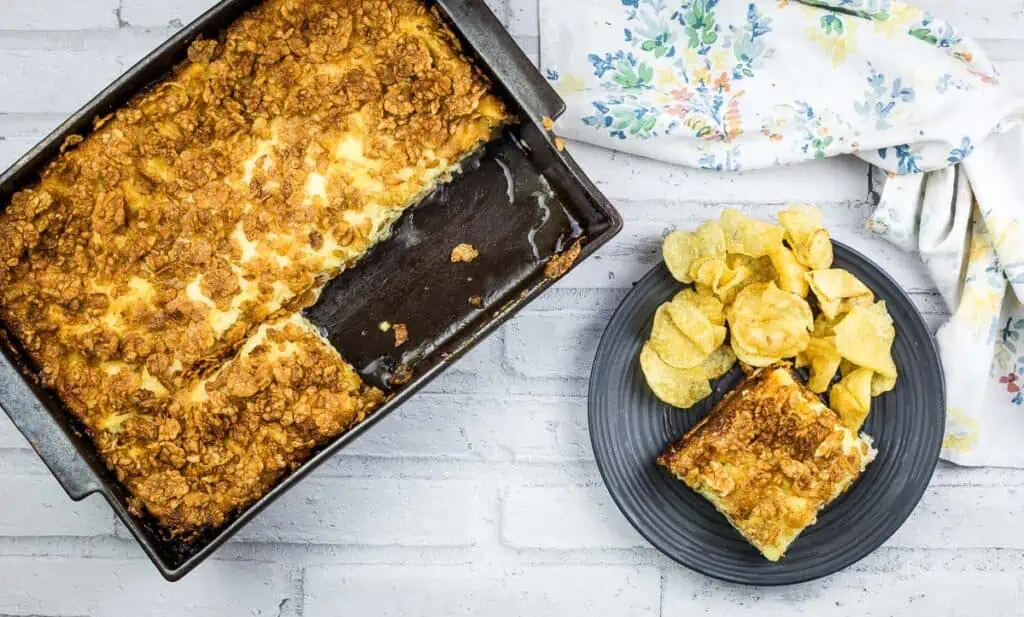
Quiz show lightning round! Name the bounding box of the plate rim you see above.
[587,239,946,586]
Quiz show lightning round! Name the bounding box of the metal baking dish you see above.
[0,0,621,580]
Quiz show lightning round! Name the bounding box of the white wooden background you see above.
[0,1,1023,615]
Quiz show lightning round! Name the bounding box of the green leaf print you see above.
[820,14,843,35]
[909,27,938,45]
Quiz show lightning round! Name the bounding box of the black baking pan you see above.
[588,242,944,585]
[0,0,621,580]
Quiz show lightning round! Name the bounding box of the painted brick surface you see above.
[0,558,292,617]
[0,0,1017,614]
[304,565,661,617]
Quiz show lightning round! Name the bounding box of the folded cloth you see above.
[539,0,1024,466]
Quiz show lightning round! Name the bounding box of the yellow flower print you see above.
[956,285,1002,332]
[654,66,682,90]
[943,406,979,454]
[710,49,730,75]
[693,64,712,87]
[804,8,859,67]
[987,215,1024,264]
[557,74,586,94]
[682,48,699,72]
[874,3,923,38]
[968,228,994,266]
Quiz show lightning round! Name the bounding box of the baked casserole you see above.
[0,0,508,535]
[657,364,875,560]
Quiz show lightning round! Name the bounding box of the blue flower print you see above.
[947,136,973,165]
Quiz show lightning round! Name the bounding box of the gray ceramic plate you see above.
[588,241,945,585]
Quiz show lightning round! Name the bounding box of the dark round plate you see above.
[588,241,945,586]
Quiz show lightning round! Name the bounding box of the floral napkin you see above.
[539,0,1024,466]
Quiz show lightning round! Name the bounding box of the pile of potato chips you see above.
[640,205,897,431]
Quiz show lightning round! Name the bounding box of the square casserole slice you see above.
[657,364,875,561]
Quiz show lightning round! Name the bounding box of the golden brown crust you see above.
[111,314,384,532]
[0,0,508,536]
[657,364,872,560]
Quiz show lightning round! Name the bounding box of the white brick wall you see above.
[0,0,1021,615]
[0,558,292,617]
[304,565,661,617]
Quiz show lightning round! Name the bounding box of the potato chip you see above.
[696,345,737,380]
[665,300,727,355]
[640,344,713,408]
[813,313,840,338]
[699,255,771,305]
[727,254,777,284]
[728,283,813,361]
[649,305,710,369]
[795,351,810,368]
[797,229,834,270]
[673,289,725,326]
[830,384,867,431]
[692,257,729,290]
[663,221,727,284]
[778,205,823,247]
[871,372,897,396]
[833,304,897,378]
[806,269,872,303]
[830,368,873,431]
[720,209,786,257]
[839,358,857,376]
[663,230,699,283]
[778,206,833,270]
[806,269,872,319]
[712,263,753,301]
[695,283,715,297]
[844,367,873,408]
[732,339,783,368]
[805,336,842,393]
[769,245,810,297]
[694,220,727,258]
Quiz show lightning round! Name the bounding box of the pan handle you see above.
[436,0,566,122]
[0,356,103,500]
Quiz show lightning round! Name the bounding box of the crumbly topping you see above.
[658,365,871,558]
[0,0,507,536]
[103,314,384,532]
[449,242,479,263]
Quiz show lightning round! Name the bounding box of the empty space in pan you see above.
[305,128,584,389]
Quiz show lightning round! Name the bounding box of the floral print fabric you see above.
[540,0,1024,465]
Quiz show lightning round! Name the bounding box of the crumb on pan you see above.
[393,323,409,347]
[450,243,480,263]
[389,364,414,386]
[379,321,392,333]
[542,115,555,131]
[554,137,567,152]
[469,295,483,308]
[544,239,583,279]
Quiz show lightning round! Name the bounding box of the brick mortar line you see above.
[0,537,1022,573]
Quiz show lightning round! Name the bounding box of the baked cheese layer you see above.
[657,365,875,561]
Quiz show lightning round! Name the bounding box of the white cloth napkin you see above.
[538,0,1024,466]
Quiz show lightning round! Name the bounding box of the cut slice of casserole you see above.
[657,364,875,561]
